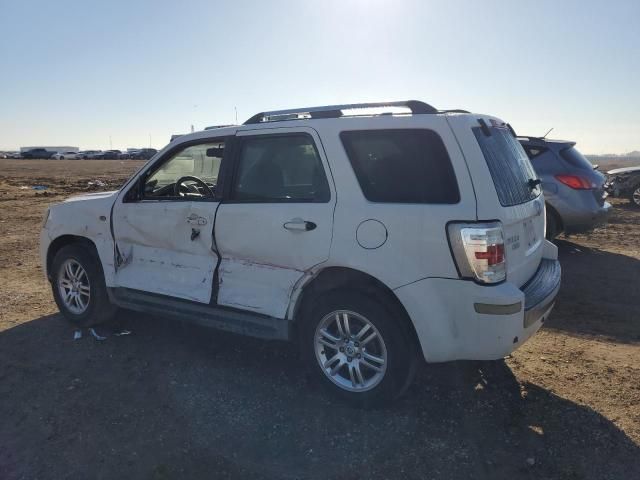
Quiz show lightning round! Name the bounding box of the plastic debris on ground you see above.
[32,185,48,190]
[73,327,132,341]
[89,328,108,341]
[87,180,107,187]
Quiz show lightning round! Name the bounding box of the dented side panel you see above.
[217,259,303,317]
[112,201,219,303]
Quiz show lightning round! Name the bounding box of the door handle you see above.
[283,218,317,232]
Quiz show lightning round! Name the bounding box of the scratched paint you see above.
[217,258,304,318]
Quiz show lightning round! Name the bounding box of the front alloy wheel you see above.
[57,258,91,314]
[315,310,388,392]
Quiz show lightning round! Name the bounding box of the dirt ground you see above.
[0,159,638,480]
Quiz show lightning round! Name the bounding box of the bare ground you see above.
[0,159,638,480]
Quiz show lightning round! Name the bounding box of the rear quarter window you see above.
[340,129,460,204]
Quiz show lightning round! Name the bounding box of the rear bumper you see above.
[395,241,561,362]
[560,201,612,234]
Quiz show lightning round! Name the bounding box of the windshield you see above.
[473,125,541,207]
[560,146,594,170]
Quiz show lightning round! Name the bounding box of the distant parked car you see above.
[51,151,81,160]
[129,148,157,160]
[102,150,122,160]
[118,152,131,159]
[87,151,105,159]
[606,166,640,208]
[7,152,22,159]
[22,148,55,159]
[519,136,611,239]
[77,150,102,159]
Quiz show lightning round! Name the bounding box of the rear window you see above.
[340,129,460,204]
[473,126,540,207]
[560,146,594,171]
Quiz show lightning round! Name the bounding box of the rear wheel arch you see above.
[291,267,420,351]
[545,203,563,239]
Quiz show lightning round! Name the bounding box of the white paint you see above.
[111,199,219,303]
[40,109,555,363]
[214,126,336,319]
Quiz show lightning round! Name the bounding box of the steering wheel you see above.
[174,175,215,198]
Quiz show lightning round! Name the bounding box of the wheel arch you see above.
[46,235,99,280]
[545,202,564,233]
[289,266,420,350]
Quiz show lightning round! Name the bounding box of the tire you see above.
[545,208,560,240]
[59,156,64,160]
[300,290,418,407]
[51,243,117,327]
[630,185,640,208]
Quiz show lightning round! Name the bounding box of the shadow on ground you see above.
[549,240,640,342]
[1,312,638,480]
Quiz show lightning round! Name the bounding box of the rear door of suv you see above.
[447,115,545,287]
[213,126,336,319]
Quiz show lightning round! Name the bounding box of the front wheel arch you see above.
[47,235,100,281]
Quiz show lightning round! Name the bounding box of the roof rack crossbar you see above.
[243,100,438,124]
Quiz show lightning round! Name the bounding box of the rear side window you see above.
[231,134,330,203]
[560,146,594,171]
[340,129,460,204]
[473,126,540,207]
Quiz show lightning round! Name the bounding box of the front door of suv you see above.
[111,138,229,303]
[214,127,336,318]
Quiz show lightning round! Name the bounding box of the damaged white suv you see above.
[41,101,561,406]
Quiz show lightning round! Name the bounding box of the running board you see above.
[108,288,290,341]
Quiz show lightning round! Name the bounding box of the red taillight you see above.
[447,222,506,284]
[475,244,505,266]
[555,174,593,190]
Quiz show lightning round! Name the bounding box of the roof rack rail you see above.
[438,109,471,114]
[204,124,235,130]
[243,100,438,125]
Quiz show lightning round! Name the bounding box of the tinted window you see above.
[473,126,540,207]
[340,129,460,203]
[560,146,594,171]
[231,134,330,202]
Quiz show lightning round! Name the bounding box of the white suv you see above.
[40,101,560,406]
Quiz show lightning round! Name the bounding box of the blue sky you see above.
[0,0,638,154]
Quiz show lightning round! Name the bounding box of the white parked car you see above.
[51,151,81,160]
[40,101,560,406]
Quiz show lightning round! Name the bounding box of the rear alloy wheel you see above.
[631,186,640,207]
[315,310,388,392]
[301,291,418,407]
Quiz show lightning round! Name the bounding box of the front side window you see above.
[231,134,330,202]
[143,141,224,199]
[340,129,460,204]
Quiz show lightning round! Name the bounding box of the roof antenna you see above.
[542,127,554,139]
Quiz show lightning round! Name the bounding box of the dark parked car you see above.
[22,148,55,159]
[605,166,640,208]
[102,150,122,160]
[129,148,158,160]
[519,137,611,239]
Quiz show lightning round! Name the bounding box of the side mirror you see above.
[206,147,224,158]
